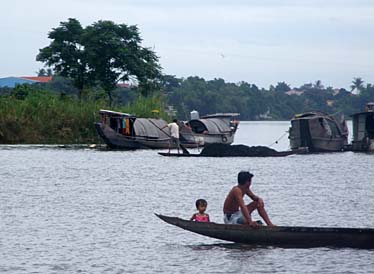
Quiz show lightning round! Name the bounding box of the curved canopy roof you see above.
[189,118,231,134]
[133,118,169,138]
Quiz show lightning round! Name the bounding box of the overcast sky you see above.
[1,0,373,89]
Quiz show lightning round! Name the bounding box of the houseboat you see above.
[180,112,240,146]
[95,110,197,150]
[289,111,348,152]
[351,102,374,151]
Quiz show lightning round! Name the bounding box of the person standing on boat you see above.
[164,119,181,154]
[223,171,275,227]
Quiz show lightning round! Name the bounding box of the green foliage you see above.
[0,90,104,143]
[37,18,86,94]
[0,87,170,144]
[116,93,169,120]
[164,76,374,120]
[351,77,364,92]
[37,18,162,104]
[2,73,374,144]
[274,82,291,93]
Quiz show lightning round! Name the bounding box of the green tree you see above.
[37,68,53,76]
[37,18,86,97]
[351,77,364,93]
[37,18,162,105]
[83,20,162,103]
[274,81,291,93]
[314,80,324,90]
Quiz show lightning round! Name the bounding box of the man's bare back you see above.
[223,186,244,214]
[223,171,275,227]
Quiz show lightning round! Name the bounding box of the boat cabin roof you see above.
[201,113,240,119]
[189,118,232,133]
[293,111,331,120]
[350,103,374,117]
[133,118,169,138]
[351,111,374,118]
[99,109,135,118]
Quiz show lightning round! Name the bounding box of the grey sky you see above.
[1,0,373,89]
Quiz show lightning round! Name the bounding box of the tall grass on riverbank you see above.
[0,88,169,144]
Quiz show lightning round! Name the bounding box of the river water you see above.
[1,121,373,273]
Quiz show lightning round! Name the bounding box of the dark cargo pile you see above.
[200,144,280,157]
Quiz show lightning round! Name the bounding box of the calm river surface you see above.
[1,121,373,273]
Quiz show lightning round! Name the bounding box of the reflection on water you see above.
[0,122,373,273]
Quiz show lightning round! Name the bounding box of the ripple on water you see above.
[1,123,374,273]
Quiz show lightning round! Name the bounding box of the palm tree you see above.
[314,80,324,89]
[351,77,364,93]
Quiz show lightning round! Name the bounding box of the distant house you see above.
[21,76,53,83]
[326,100,334,107]
[351,87,361,95]
[0,76,52,88]
[285,89,304,96]
[117,83,131,88]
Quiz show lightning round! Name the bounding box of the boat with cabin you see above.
[351,102,374,152]
[156,214,374,249]
[180,111,239,146]
[95,109,197,149]
[288,111,348,152]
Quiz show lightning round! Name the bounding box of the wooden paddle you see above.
[149,120,190,154]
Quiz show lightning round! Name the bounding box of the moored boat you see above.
[95,109,198,149]
[180,112,239,146]
[351,102,374,152]
[156,214,374,249]
[288,111,348,152]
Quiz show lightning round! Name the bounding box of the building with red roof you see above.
[21,76,53,83]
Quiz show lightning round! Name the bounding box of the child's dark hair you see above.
[195,199,207,208]
[238,171,254,185]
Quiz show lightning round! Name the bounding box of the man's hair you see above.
[173,118,178,123]
[237,171,254,185]
[195,199,207,208]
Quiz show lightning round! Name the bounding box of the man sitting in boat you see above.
[223,171,275,227]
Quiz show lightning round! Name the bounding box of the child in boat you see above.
[190,199,210,222]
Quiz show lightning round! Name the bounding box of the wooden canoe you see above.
[156,214,374,249]
[158,150,297,157]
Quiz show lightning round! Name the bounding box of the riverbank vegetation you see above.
[0,83,168,144]
[1,75,373,144]
[1,17,374,144]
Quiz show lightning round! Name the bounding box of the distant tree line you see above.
[2,74,373,121]
[161,75,374,120]
[2,17,373,123]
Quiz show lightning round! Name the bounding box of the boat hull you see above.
[351,110,374,152]
[158,150,298,157]
[156,214,374,249]
[180,131,235,145]
[290,136,346,152]
[95,123,196,150]
[289,113,348,152]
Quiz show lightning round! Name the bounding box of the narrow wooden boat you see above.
[156,214,374,249]
[158,150,296,157]
[158,146,307,157]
